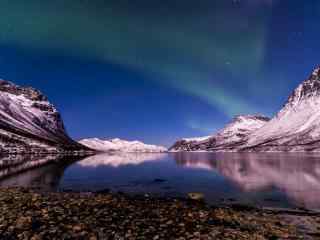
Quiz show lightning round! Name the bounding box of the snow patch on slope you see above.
[182,136,211,142]
[215,115,270,145]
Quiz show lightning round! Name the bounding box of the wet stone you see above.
[0,187,316,239]
[188,192,205,201]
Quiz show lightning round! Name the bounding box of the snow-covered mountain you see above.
[0,80,88,154]
[242,66,320,151]
[170,115,270,152]
[79,138,167,153]
[171,66,320,152]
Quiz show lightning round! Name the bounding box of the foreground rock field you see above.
[0,188,319,239]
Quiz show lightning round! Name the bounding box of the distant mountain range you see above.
[79,138,167,153]
[2,66,320,154]
[0,79,166,155]
[170,66,320,152]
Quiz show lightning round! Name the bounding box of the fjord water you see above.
[0,153,319,210]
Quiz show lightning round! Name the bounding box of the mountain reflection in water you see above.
[78,153,167,168]
[174,152,320,209]
[0,153,319,210]
[0,155,83,191]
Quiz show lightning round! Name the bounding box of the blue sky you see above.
[0,0,319,146]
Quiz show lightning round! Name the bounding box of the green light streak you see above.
[0,0,273,116]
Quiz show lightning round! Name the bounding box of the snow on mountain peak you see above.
[218,115,270,135]
[0,79,48,102]
[170,114,270,152]
[284,66,320,111]
[182,136,211,142]
[172,66,320,152]
[232,115,270,123]
[79,138,167,153]
[0,80,71,143]
[0,79,86,154]
[242,66,320,151]
[311,66,320,78]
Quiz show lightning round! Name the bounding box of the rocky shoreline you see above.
[0,188,319,239]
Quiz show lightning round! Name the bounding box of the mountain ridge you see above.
[0,80,90,154]
[79,138,167,153]
[171,66,320,152]
[170,115,270,152]
[242,66,320,151]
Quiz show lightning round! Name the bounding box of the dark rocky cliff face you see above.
[170,138,215,152]
[0,80,89,154]
[0,80,48,101]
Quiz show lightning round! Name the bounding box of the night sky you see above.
[0,0,319,146]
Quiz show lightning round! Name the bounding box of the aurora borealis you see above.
[0,0,319,145]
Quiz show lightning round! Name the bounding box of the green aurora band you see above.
[0,0,275,116]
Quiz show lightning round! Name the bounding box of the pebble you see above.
[0,187,315,239]
[188,192,205,201]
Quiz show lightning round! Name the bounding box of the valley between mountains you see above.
[1,66,320,154]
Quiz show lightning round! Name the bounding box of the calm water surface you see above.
[0,152,319,210]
